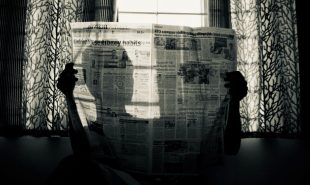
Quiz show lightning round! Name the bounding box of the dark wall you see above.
[295,0,308,139]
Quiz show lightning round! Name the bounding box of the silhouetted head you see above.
[224,71,247,101]
[57,63,78,97]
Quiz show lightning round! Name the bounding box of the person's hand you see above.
[57,63,78,97]
[224,71,248,101]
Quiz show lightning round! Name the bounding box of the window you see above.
[118,0,208,27]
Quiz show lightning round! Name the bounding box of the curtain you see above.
[22,0,117,132]
[0,0,27,132]
[209,0,231,28]
[230,0,300,136]
[3,0,300,136]
[22,0,84,131]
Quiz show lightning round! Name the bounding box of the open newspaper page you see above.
[71,22,153,173]
[71,22,236,175]
[151,25,236,174]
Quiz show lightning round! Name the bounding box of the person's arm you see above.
[224,71,248,155]
[57,63,91,156]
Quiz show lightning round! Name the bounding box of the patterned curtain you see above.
[22,0,117,132]
[19,0,301,136]
[22,0,84,131]
[230,0,300,136]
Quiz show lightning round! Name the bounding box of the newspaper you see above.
[70,22,237,175]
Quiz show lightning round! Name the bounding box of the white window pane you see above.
[157,14,202,27]
[119,13,157,24]
[118,0,157,12]
[157,0,202,13]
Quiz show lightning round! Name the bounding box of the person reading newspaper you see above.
[47,63,141,185]
[51,63,247,184]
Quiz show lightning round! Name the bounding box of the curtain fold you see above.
[256,0,300,135]
[22,0,117,131]
[22,0,84,130]
[0,0,27,131]
[230,0,300,136]
[83,0,117,21]
[230,0,260,132]
[209,0,231,28]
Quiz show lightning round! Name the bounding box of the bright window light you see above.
[118,0,157,12]
[157,14,202,27]
[118,13,157,24]
[157,0,202,13]
[118,0,206,27]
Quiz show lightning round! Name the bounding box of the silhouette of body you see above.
[224,71,247,155]
[48,63,136,185]
[49,63,247,184]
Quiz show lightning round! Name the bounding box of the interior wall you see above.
[295,1,307,139]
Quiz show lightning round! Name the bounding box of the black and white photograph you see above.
[0,0,307,185]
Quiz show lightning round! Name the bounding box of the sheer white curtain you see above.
[23,0,84,130]
[230,0,300,136]
[22,0,117,131]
